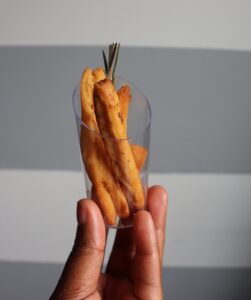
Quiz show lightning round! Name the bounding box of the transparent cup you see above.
[72,77,151,228]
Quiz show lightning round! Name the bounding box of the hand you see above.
[50,186,168,300]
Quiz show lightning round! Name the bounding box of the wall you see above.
[0,0,251,50]
[0,1,251,299]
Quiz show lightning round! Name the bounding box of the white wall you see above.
[0,0,251,50]
[1,170,251,268]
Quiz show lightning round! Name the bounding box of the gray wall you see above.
[1,46,251,300]
[1,261,251,300]
[0,46,251,173]
[1,1,251,299]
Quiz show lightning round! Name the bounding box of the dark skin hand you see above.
[50,186,168,300]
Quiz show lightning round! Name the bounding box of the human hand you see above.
[50,186,168,300]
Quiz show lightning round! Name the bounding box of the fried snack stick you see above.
[94,79,145,211]
[130,144,148,170]
[80,68,130,224]
[117,85,131,133]
[117,85,148,171]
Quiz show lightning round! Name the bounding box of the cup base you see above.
[106,223,133,230]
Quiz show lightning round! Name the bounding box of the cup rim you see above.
[72,75,152,141]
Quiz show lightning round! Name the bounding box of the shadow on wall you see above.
[0,261,251,300]
[0,46,251,173]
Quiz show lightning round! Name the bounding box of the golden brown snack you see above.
[117,85,131,133]
[94,79,145,211]
[80,68,130,224]
[117,85,148,171]
[130,144,148,170]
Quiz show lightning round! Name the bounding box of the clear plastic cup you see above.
[72,77,151,228]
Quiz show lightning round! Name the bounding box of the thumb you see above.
[50,199,106,300]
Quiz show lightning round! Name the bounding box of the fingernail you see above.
[77,200,87,224]
[163,190,168,202]
[159,187,168,203]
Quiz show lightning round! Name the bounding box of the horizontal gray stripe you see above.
[0,261,250,299]
[0,47,250,172]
